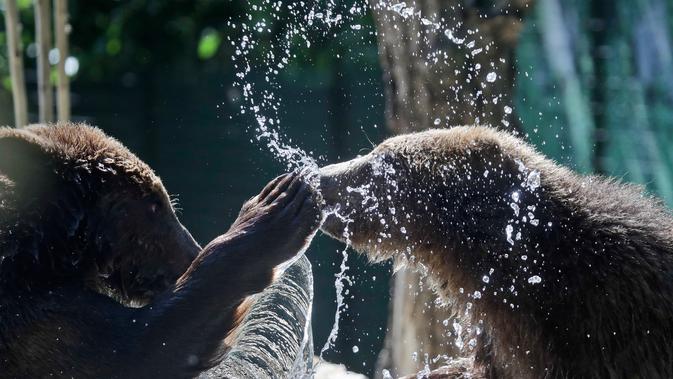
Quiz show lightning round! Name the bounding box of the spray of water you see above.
[227,0,372,173]
[227,0,527,374]
[319,206,354,358]
[228,0,375,363]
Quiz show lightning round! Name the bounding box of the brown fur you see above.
[0,122,193,301]
[0,123,321,378]
[9,123,161,187]
[320,126,673,378]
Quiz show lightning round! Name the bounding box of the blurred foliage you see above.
[197,28,220,60]
[0,0,249,83]
[0,0,379,86]
[68,0,245,80]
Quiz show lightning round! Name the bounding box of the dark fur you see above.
[319,126,673,379]
[0,123,321,378]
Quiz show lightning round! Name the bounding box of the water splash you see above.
[226,0,525,371]
[228,0,373,173]
[319,205,354,357]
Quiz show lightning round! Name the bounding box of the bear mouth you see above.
[95,269,173,307]
[320,212,348,241]
[318,159,381,245]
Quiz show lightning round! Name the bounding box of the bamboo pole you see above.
[54,0,69,121]
[34,0,53,123]
[3,0,28,128]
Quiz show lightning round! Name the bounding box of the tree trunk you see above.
[4,0,28,128]
[54,0,70,121]
[367,1,533,377]
[35,0,54,123]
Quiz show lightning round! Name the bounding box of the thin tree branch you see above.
[3,0,28,128]
[54,0,70,121]
[35,0,54,123]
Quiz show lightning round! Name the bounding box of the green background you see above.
[2,0,673,376]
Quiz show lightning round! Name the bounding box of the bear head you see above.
[0,123,200,305]
[318,126,542,265]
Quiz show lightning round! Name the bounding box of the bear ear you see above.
[0,128,53,184]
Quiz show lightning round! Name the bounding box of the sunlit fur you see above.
[320,126,673,379]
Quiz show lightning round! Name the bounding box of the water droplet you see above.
[527,171,541,190]
[486,72,497,82]
[528,275,542,284]
[452,320,464,348]
[505,224,514,245]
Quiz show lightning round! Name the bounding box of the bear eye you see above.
[150,201,161,214]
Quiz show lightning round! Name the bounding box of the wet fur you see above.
[319,126,673,378]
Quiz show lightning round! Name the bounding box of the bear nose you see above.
[318,162,360,239]
[318,161,352,206]
[169,222,201,274]
[318,167,337,205]
[178,224,201,259]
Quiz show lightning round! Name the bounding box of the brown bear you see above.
[318,126,673,379]
[0,123,321,378]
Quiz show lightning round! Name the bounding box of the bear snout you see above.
[318,163,343,205]
[319,161,361,240]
